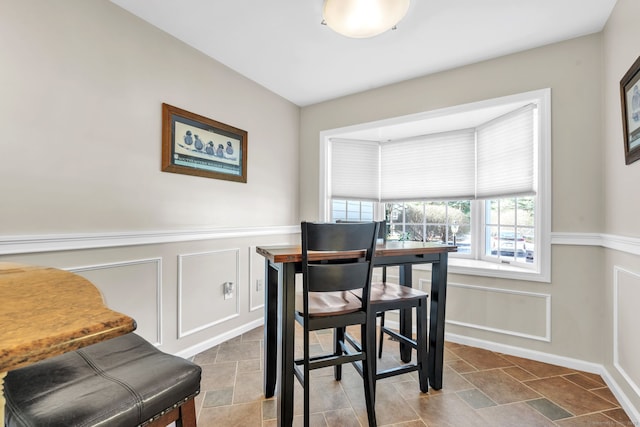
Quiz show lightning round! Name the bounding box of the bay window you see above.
[323,89,551,281]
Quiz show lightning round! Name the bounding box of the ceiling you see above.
[110,0,616,108]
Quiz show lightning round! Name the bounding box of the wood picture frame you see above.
[162,103,247,182]
[620,56,640,165]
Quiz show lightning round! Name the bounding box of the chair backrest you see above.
[335,220,387,282]
[301,222,379,296]
[336,220,387,243]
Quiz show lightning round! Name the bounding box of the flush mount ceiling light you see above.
[322,0,411,38]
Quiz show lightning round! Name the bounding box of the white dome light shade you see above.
[323,0,411,38]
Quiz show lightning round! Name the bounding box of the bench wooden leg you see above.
[177,398,197,427]
[1,371,6,425]
[145,396,197,427]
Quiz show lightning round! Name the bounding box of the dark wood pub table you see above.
[257,241,457,426]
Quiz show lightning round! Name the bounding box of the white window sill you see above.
[413,257,549,283]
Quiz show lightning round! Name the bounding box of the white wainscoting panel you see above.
[67,258,162,346]
[445,282,551,341]
[249,246,265,312]
[178,249,240,338]
[614,266,640,399]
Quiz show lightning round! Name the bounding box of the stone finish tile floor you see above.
[191,326,634,426]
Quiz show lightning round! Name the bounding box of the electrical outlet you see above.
[256,279,263,292]
[223,282,234,300]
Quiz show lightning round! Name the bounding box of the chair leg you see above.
[368,313,379,398]
[361,322,377,427]
[378,312,385,359]
[304,328,311,427]
[334,327,345,381]
[304,375,310,427]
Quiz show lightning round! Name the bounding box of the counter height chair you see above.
[4,333,201,427]
[368,282,429,392]
[336,222,429,394]
[295,221,379,427]
[336,219,389,356]
[347,279,429,395]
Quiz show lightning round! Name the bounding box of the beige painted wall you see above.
[300,34,604,233]
[0,0,300,355]
[603,0,640,236]
[0,0,300,234]
[601,0,640,413]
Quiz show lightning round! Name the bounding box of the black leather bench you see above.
[4,333,201,427]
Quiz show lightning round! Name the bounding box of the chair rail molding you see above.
[0,225,300,255]
[2,229,638,256]
[551,232,640,256]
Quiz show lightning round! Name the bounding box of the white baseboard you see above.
[600,368,640,425]
[175,318,264,360]
[446,332,640,424]
[446,332,602,373]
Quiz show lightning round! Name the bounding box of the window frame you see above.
[320,89,551,282]
[331,199,376,222]
[383,201,474,255]
[480,197,536,267]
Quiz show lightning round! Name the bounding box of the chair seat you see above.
[296,290,363,317]
[350,281,429,392]
[369,282,428,303]
[352,282,427,303]
[4,333,201,427]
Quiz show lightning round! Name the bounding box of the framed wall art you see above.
[620,56,640,165]
[162,103,248,182]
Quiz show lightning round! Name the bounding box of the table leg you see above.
[428,253,448,390]
[264,260,278,398]
[398,264,413,362]
[417,299,429,393]
[277,263,296,427]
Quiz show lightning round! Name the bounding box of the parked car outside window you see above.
[491,232,527,257]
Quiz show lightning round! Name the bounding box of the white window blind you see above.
[330,139,379,200]
[380,130,476,201]
[476,104,537,199]
[330,104,536,202]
